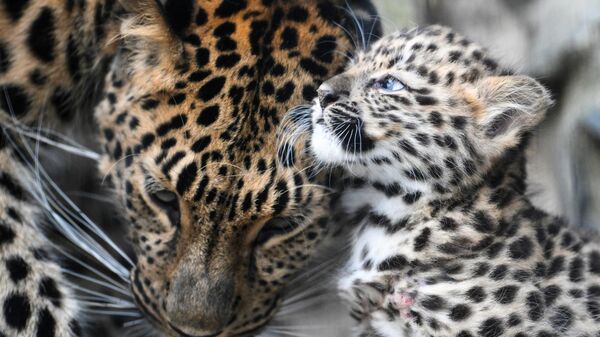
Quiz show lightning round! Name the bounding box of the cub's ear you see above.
[476,75,552,149]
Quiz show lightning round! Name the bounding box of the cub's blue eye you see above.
[373,75,405,92]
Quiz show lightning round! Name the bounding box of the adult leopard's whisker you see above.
[62,269,131,296]
[1,120,101,160]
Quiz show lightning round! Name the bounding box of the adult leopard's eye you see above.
[255,217,301,245]
[153,190,177,204]
[373,75,405,92]
[149,189,180,226]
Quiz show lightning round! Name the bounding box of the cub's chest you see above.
[341,185,419,223]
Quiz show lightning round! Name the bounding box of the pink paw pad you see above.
[390,292,415,318]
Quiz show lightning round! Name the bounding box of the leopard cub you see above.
[291,25,600,337]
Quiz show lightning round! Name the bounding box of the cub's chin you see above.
[308,102,343,165]
[309,104,373,166]
[309,122,350,166]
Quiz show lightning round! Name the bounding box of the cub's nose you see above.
[317,86,340,108]
[317,73,353,108]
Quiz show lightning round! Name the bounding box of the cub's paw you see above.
[344,279,391,320]
[389,290,416,319]
[384,277,420,319]
[339,271,397,321]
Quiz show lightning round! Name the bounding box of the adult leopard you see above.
[0,0,380,336]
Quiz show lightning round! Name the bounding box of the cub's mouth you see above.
[309,100,376,165]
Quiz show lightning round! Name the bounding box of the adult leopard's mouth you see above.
[167,323,222,337]
[155,295,279,337]
[228,295,281,337]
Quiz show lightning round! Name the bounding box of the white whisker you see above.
[123,318,147,328]
[0,120,101,160]
[61,269,131,296]
[80,308,142,317]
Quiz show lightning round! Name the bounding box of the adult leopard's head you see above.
[95,0,379,336]
[306,26,552,198]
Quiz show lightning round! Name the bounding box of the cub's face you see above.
[308,26,550,194]
[92,0,380,336]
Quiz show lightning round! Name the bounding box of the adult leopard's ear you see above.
[118,0,194,89]
[475,75,552,152]
[324,0,383,49]
[121,0,195,40]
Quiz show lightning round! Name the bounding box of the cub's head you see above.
[306,25,552,196]
[94,0,379,336]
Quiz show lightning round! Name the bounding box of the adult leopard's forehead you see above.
[97,0,354,188]
[352,26,504,80]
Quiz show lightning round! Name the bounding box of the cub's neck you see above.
[338,149,532,227]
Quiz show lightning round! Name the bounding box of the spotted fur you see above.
[0,140,81,337]
[1,0,381,336]
[0,0,119,336]
[294,25,600,337]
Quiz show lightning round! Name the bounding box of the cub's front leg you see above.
[384,273,543,337]
[337,215,491,337]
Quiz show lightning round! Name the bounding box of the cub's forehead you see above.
[351,26,504,79]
